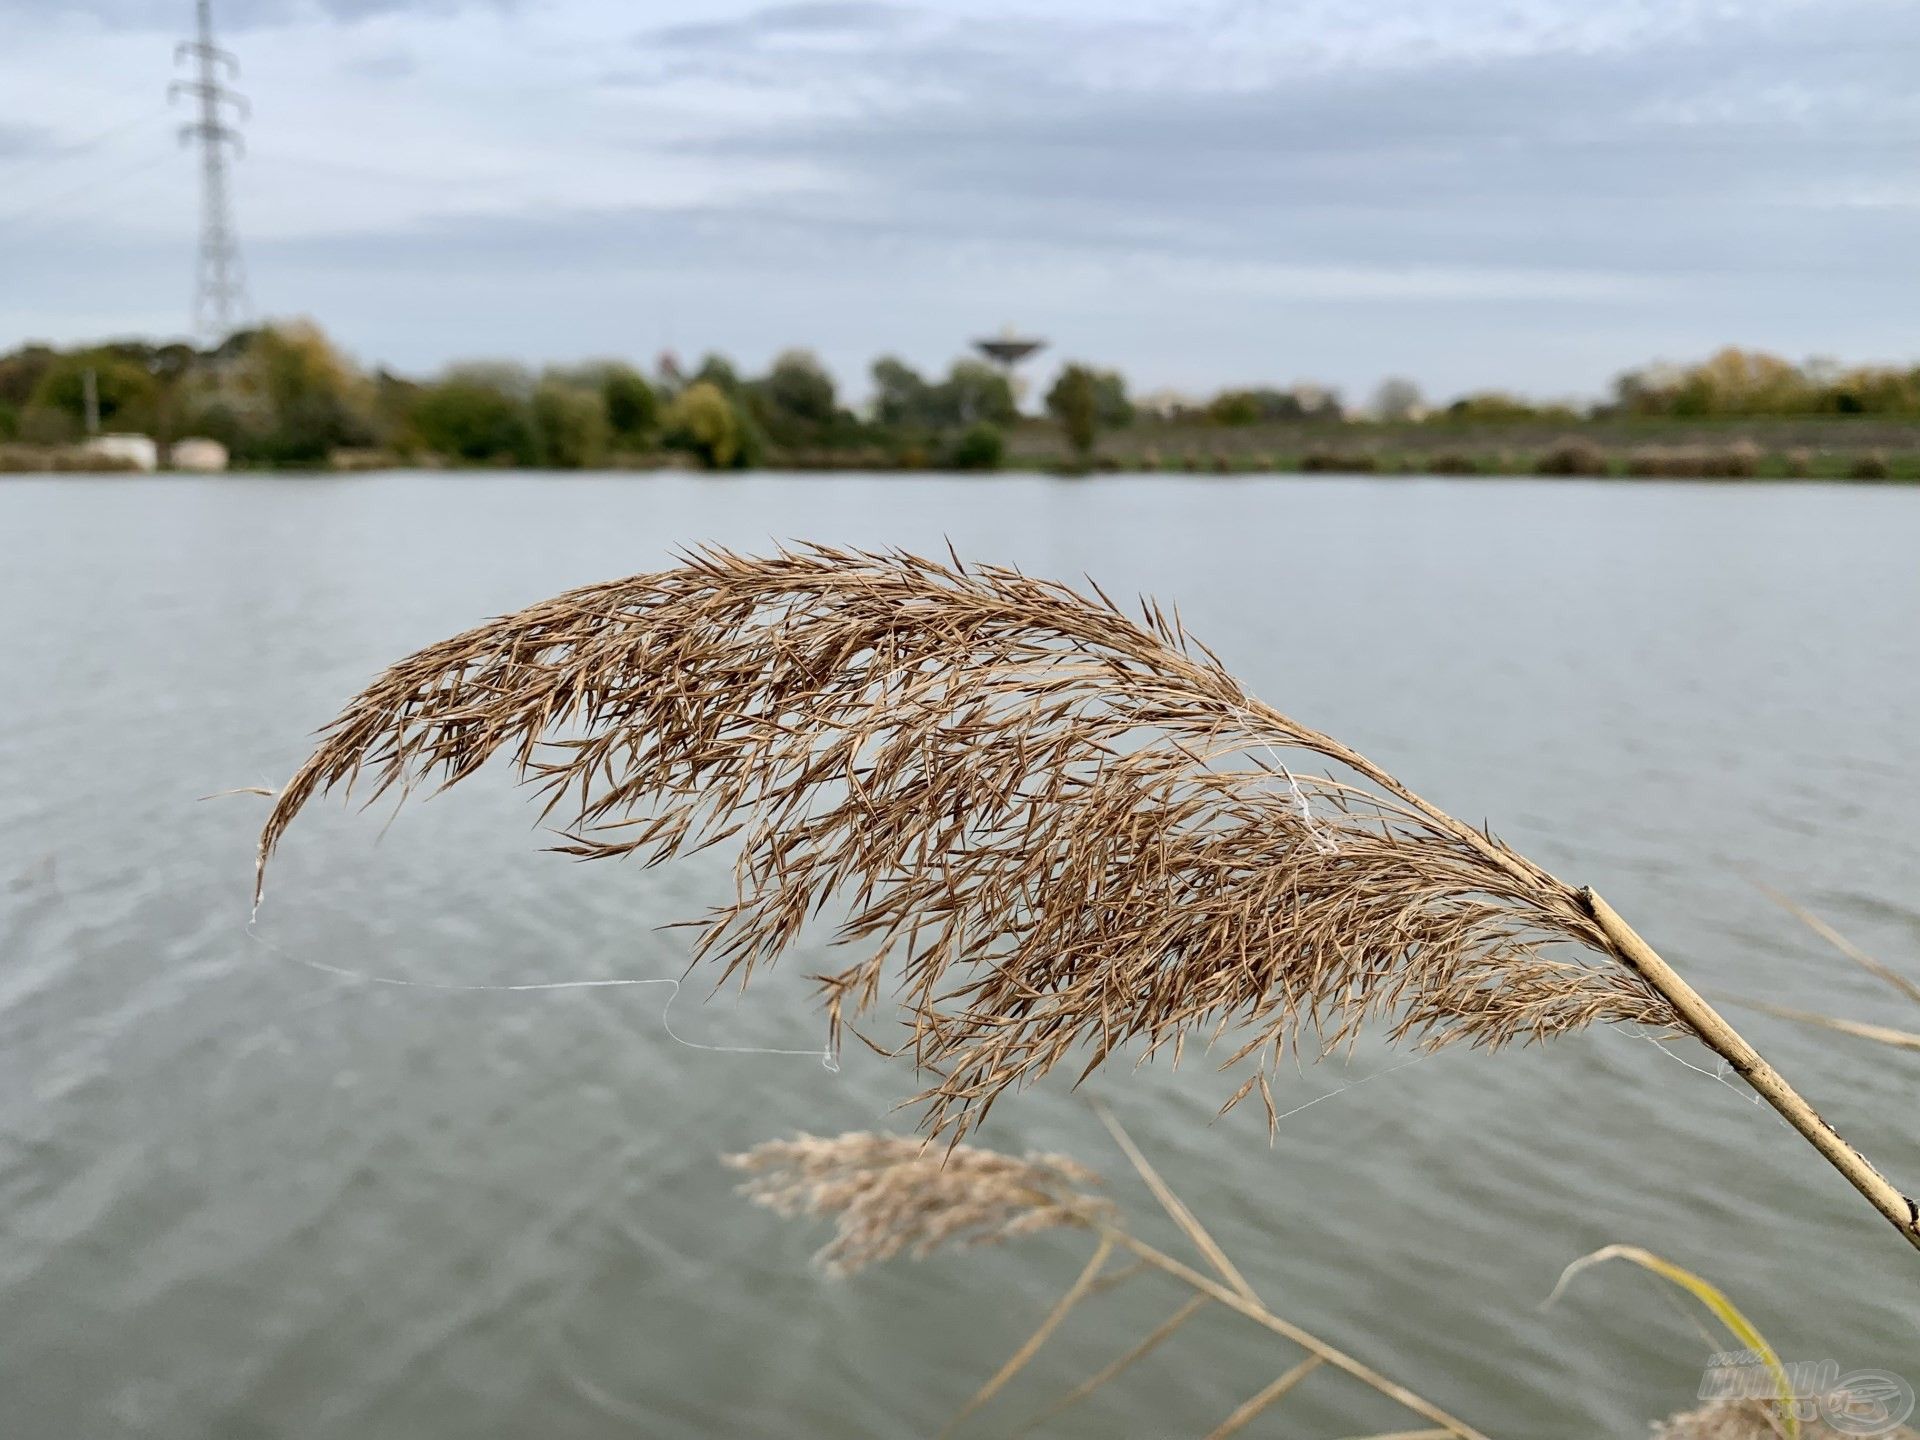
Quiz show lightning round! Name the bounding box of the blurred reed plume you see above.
[256,544,1919,1249]
[730,1117,1489,1439]
[727,1133,1110,1275]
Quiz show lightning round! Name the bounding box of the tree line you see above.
[2,322,1915,472]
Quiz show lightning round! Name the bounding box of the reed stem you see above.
[1100,1228,1491,1440]
[1582,888,1920,1253]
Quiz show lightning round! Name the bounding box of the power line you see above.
[0,138,178,232]
[0,105,171,187]
[171,0,250,343]
[34,171,188,245]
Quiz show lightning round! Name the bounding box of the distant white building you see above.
[83,434,158,472]
[170,437,230,472]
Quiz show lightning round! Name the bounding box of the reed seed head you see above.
[258,544,1677,1139]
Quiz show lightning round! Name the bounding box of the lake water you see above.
[2,472,1916,1439]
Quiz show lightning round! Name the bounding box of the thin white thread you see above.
[1277,763,1341,856]
[1225,704,1340,855]
[1633,1027,1754,1099]
[1629,1026,1768,1111]
[1264,1050,1439,1126]
[245,925,840,1072]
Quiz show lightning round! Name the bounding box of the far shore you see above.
[7,415,1916,482]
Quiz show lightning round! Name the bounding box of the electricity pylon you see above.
[171,0,250,344]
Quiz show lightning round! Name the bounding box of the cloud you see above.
[0,0,508,33]
[0,122,54,158]
[752,2,904,34]
[645,0,1920,281]
[639,0,905,50]
[338,45,417,78]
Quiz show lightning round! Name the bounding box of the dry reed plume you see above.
[255,544,1920,1250]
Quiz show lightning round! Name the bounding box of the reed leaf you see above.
[1548,1244,1798,1440]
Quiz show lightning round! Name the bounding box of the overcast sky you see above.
[0,0,1913,401]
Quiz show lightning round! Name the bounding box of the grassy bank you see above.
[1005,414,1920,480]
[6,416,1916,480]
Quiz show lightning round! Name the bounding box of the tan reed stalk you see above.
[727,1128,1489,1438]
[1204,1354,1324,1438]
[255,544,1920,1251]
[1010,1294,1207,1436]
[1094,1228,1485,1437]
[936,1233,1116,1437]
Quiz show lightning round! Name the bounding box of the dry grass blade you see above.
[1725,998,1920,1054]
[1094,1101,1258,1302]
[1083,1258,1147,1297]
[1204,1354,1323,1439]
[937,1233,1116,1439]
[1756,884,1920,1007]
[1013,1294,1208,1436]
[259,544,1918,1247]
[1105,1231,1489,1440]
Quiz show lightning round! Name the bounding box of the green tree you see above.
[30,352,158,433]
[1045,363,1101,460]
[1207,390,1263,425]
[1204,386,1333,424]
[759,349,837,426]
[1443,391,1545,422]
[1090,369,1133,429]
[167,321,381,463]
[664,380,751,469]
[937,360,1016,427]
[872,356,932,427]
[245,322,379,462]
[411,375,538,464]
[1610,348,1844,418]
[0,344,58,413]
[694,353,742,395]
[949,421,1005,471]
[600,364,659,448]
[532,379,611,468]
